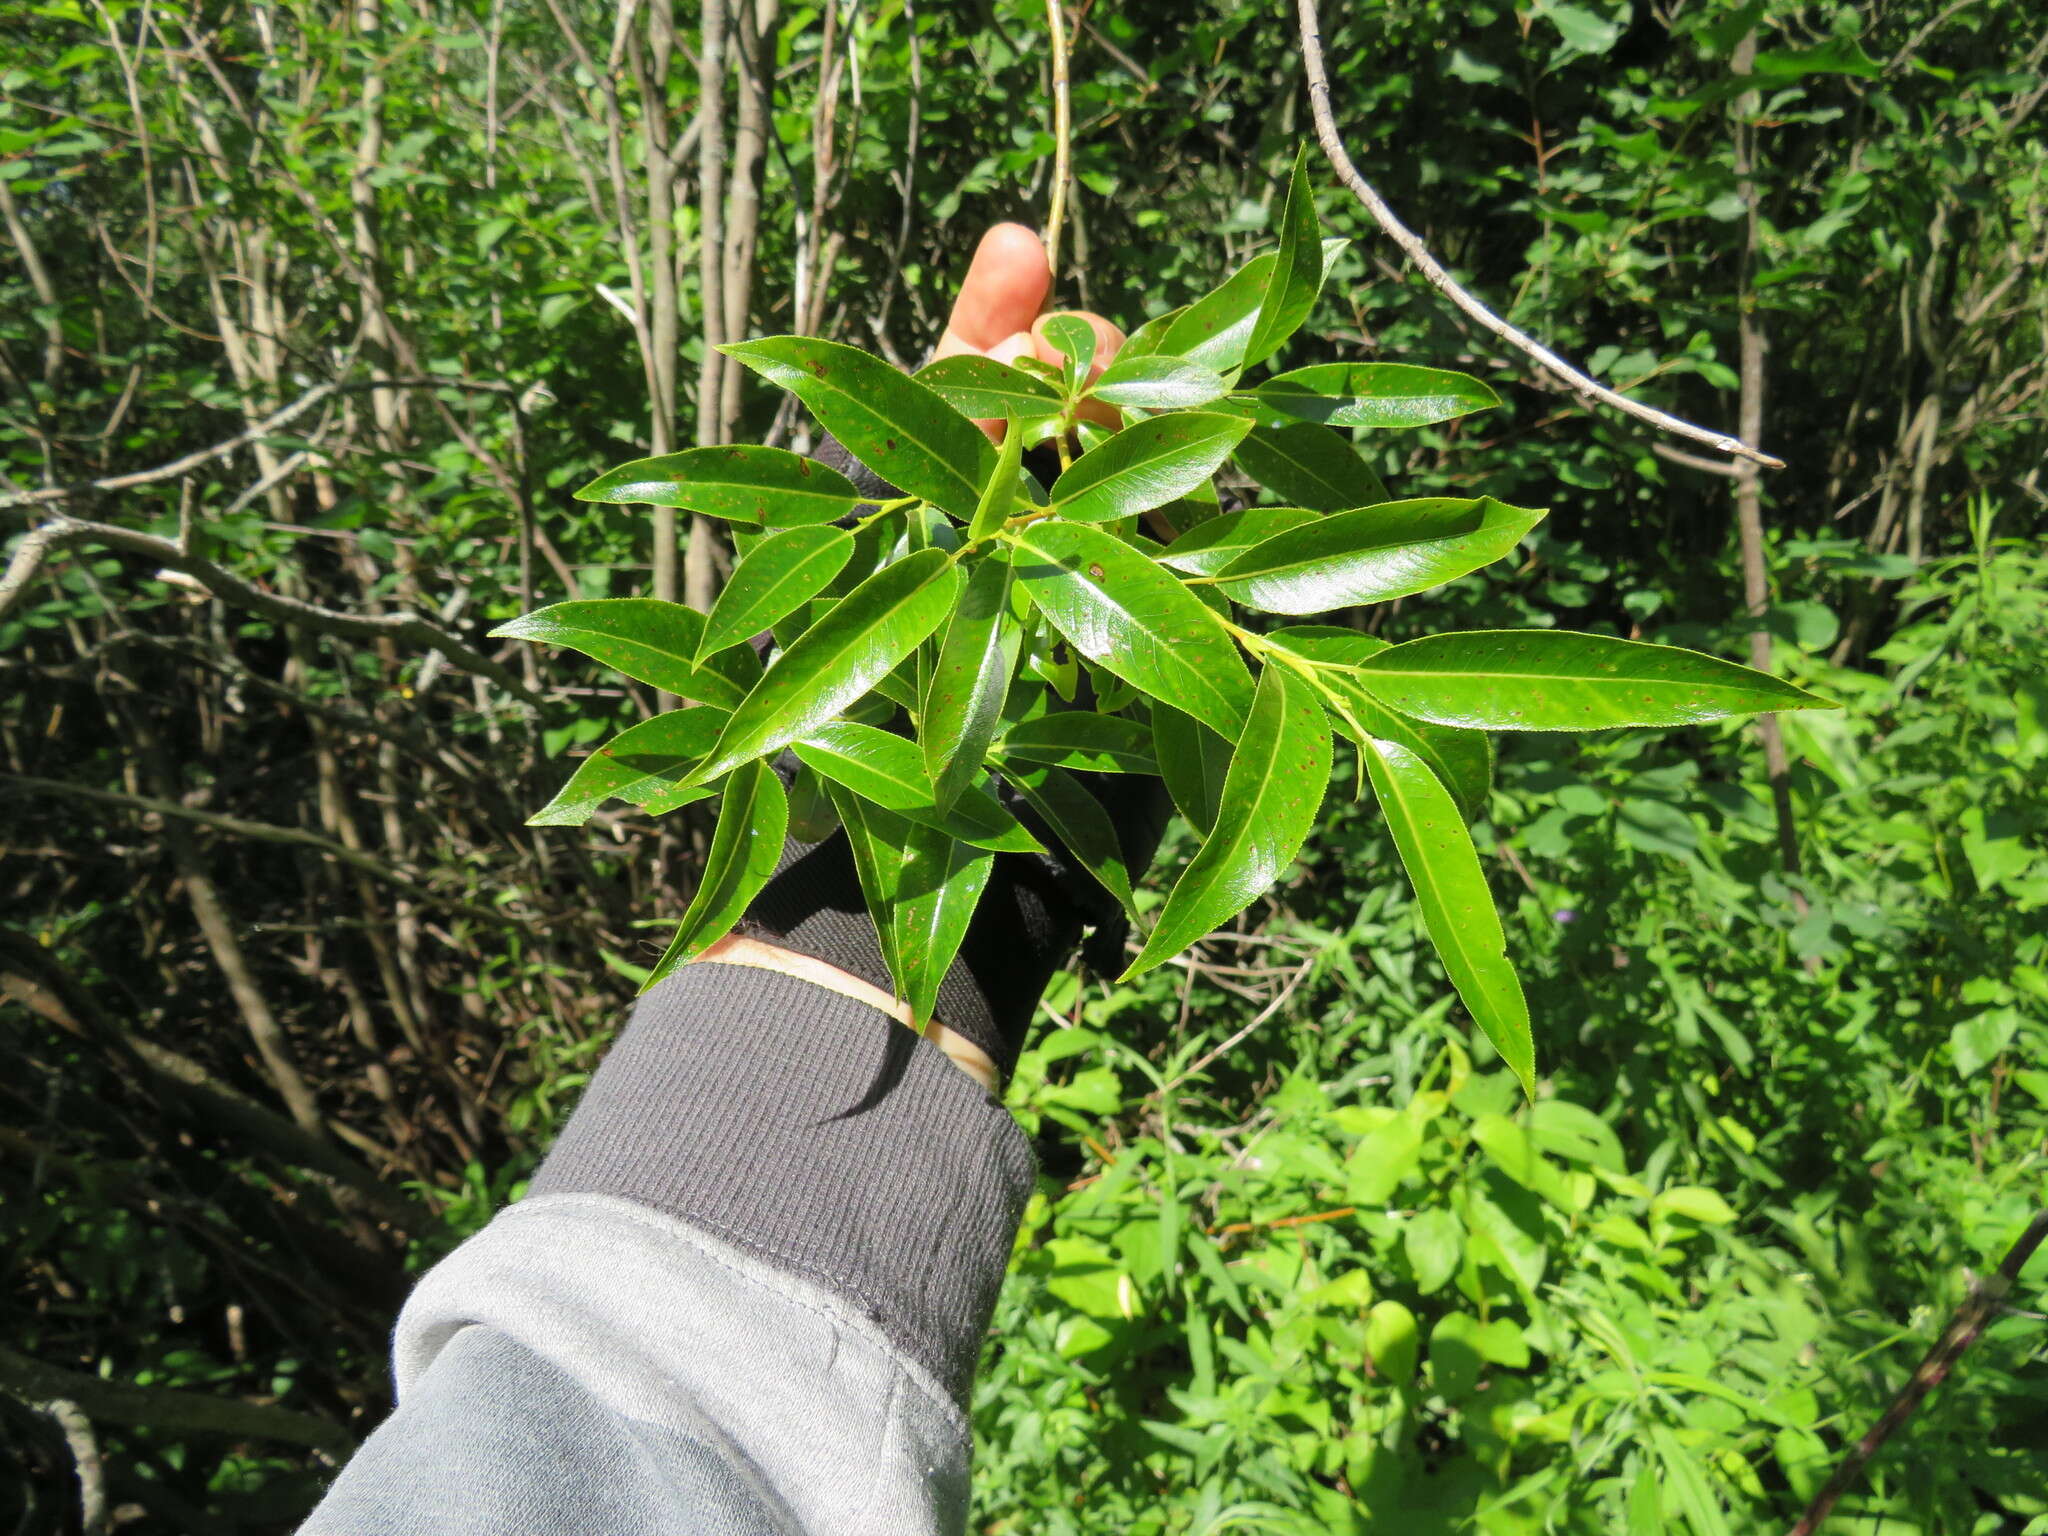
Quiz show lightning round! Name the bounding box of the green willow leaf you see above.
[1212,498,1546,614]
[1158,508,1319,576]
[997,710,1157,774]
[914,354,1064,420]
[528,705,728,826]
[1042,313,1099,393]
[1089,355,1231,410]
[491,599,758,707]
[1257,363,1502,429]
[924,557,1022,810]
[1125,667,1332,978]
[1151,701,1231,833]
[1114,305,1187,363]
[967,415,1027,543]
[1007,765,1140,922]
[1267,626,1493,821]
[1049,412,1251,524]
[786,762,839,842]
[1244,146,1322,369]
[1161,237,1348,373]
[826,782,910,985]
[1232,422,1391,511]
[1009,521,1253,738]
[695,525,854,662]
[892,824,996,1026]
[574,445,861,525]
[723,336,994,519]
[643,758,788,991]
[793,719,1043,854]
[1353,630,1834,730]
[689,548,959,783]
[1362,735,1533,1094]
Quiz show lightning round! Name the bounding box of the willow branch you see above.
[1042,0,1072,288]
[1295,0,1784,470]
[0,515,538,703]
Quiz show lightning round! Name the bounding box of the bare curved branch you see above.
[1295,0,1784,471]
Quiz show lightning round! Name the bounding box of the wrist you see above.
[692,934,1000,1093]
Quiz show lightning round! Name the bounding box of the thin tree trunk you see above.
[688,0,730,614]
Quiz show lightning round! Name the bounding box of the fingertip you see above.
[945,225,1053,348]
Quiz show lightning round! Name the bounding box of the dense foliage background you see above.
[3,0,2043,1530]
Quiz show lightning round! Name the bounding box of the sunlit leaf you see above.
[491,599,759,707]
[1089,355,1231,410]
[924,556,1022,809]
[1212,498,1546,613]
[893,824,995,1026]
[915,354,1065,420]
[1244,146,1323,368]
[1257,363,1501,429]
[1049,412,1251,524]
[967,414,1027,543]
[998,710,1157,773]
[528,705,728,825]
[1158,508,1320,576]
[793,719,1042,854]
[1232,422,1390,510]
[643,758,787,990]
[1125,666,1332,977]
[574,444,862,525]
[695,525,853,661]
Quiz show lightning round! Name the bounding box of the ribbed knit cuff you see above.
[528,964,1034,1404]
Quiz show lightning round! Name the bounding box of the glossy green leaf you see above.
[827,783,909,985]
[786,763,838,842]
[1258,363,1501,429]
[529,705,728,826]
[967,413,1027,543]
[892,824,996,1026]
[793,719,1042,854]
[1151,700,1231,834]
[1232,422,1391,511]
[1007,764,1140,922]
[1114,305,1187,363]
[1161,238,1347,373]
[643,758,787,990]
[1268,626,1493,821]
[1042,313,1099,393]
[1158,508,1319,576]
[1211,497,1546,613]
[690,549,959,783]
[1362,735,1533,1094]
[1650,1426,1732,1536]
[695,525,853,662]
[574,445,860,525]
[1126,667,1332,978]
[724,336,993,518]
[914,354,1064,420]
[998,710,1157,774]
[1244,146,1322,369]
[1354,630,1833,730]
[1009,521,1253,737]
[1049,412,1251,524]
[1089,355,1231,410]
[491,599,756,708]
[924,557,1021,810]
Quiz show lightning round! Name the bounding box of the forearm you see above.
[302,962,1032,1536]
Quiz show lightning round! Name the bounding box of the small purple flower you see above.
[1552,908,1578,925]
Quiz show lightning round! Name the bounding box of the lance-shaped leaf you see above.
[491,599,758,707]
[724,336,994,519]
[690,548,959,783]
[1007,765,1141,922]
[1151,701,1232,833]
[1257,363,1501,429]
[1267,626,1493,821]
[1125,668,1332,979]
[695,526,854,662]
[1362,736,1533,1094]
[924,557,1022,810]
[967,415,1027,543]
[529,705,729,826]
[1232,422,1390,511]
[915,355,1065,421]
[793,719,1042,854]
[1212,498,1546,614]
[643,758,788,991]
[1353,630,1833,731]
[892,824,996,1026]
[574,445,861,525]
[1049,412,1251,524]
[1114,305,1187,363]
[1244,146,1322,369]
[1009,521,1253,737]
[826,782,909,985]
[1162,238,1348,373]
[786,762,839,842]
[1159,508,1320,576]
[998,710,1157,774]
[1089,356,1231,410]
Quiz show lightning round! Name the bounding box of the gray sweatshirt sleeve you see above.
[300,962,1035,1536]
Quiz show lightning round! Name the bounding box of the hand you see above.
[930,223,1126,438]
